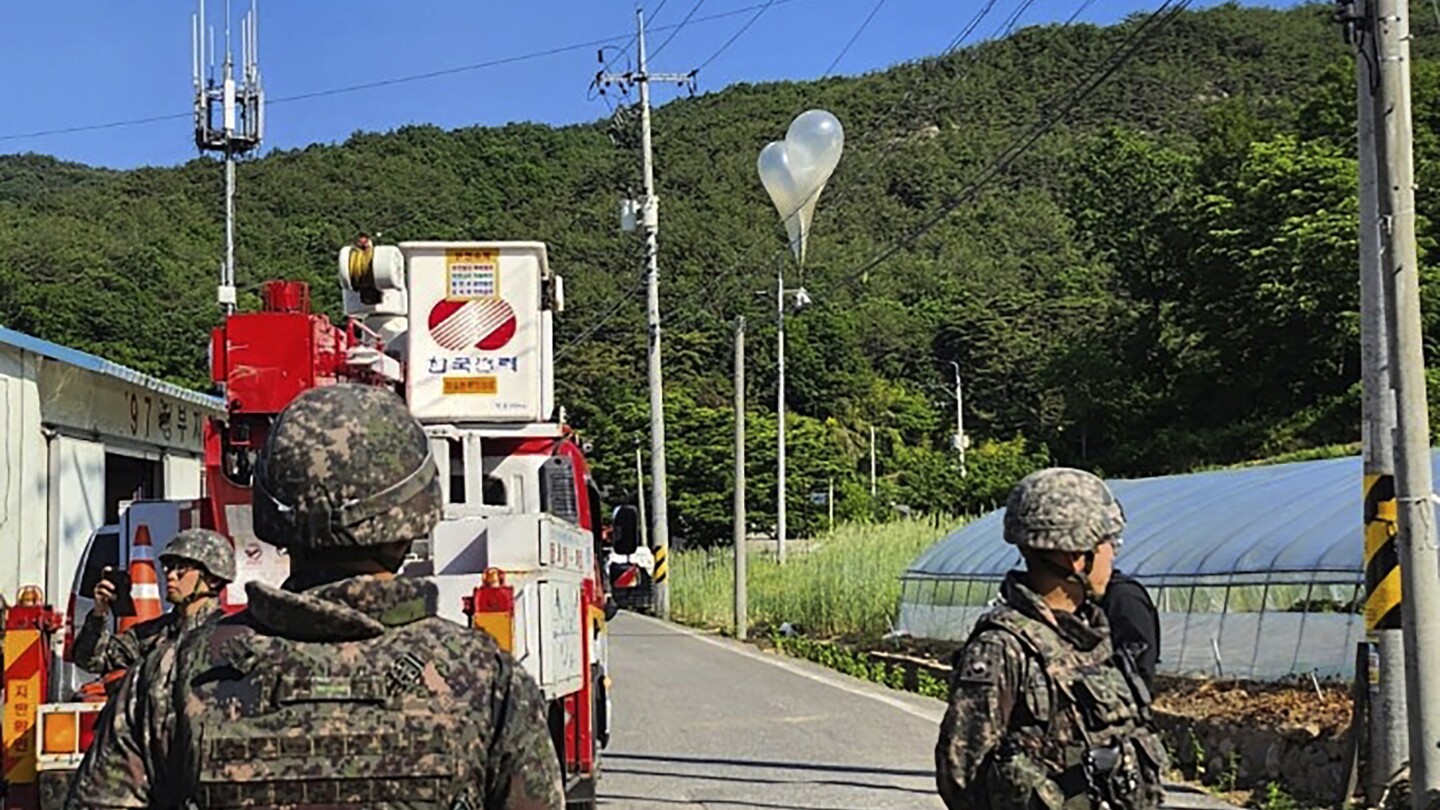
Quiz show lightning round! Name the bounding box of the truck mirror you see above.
[612,505,640,555]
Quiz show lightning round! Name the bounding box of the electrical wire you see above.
[650,0,707,60]
[556,278,649,359]
[833,0,1192,291]
[0,0,817,144]
[696,0,778,72]
[823,0,889,78]
[657,0,1024,338]
[1066,0,1100,25]
[660,0,1177,343]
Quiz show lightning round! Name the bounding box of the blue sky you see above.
[0,0,1290,170]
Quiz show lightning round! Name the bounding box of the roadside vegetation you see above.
[670,516,960,639]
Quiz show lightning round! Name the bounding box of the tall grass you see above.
[670,517,963,640]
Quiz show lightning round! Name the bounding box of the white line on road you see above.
[623,613,946,724]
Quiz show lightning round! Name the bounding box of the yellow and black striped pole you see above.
[1364,473,1401,631]
[652,546,668,590]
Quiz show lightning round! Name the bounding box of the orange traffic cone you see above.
[118,526,164,632]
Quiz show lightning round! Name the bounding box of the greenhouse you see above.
[895,453,1427,680]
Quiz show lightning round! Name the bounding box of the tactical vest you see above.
[171,623,489,809]
[965,607,1168,810]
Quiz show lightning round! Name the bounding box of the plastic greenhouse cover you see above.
[902,451,1440,588]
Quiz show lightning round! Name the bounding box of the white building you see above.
[0,326,222,615]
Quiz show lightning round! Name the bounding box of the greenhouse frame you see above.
[896,453,1423,680]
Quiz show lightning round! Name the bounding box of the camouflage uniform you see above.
[72,529,235,676]
[936,468,1167,810]
[67,385,564,809]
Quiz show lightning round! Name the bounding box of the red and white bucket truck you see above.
[5,240,613,809]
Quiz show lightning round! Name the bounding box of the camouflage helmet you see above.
[252,384,441,551]
[1003,467,1125,552]
[159,528,236,583]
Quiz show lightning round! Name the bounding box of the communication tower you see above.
[192,0,264,313]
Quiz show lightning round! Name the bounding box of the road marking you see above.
[624,613,945,723]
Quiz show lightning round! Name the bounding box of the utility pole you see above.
[1345,0,1408,798]
[828,478,835,532]
[193,0,263,315]
[776,262,788,563]
[870,425,877,497]
[597,11,692,618]
[1368,0,1440,802]
[734,317,747,640]
[769,268,810,563]
[634,445,649,551]
[950,361,967,478]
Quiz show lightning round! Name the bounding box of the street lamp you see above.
[768,276,813,564]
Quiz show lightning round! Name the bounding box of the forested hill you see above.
[2,3,1435,543]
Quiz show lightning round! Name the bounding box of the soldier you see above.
[73,528,234,676]
[1102,564,1160,692]
[936,467,1167,810]
[68,384,564,809]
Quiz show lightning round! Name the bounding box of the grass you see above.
[670,516,964,640]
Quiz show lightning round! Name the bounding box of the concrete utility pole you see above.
[635,446,649,551]
[776,263,788,563]
[598,11,691,618]
[1347,0,1408,797]
[770,271,810,563]
[734,317,747,640]
[827,478,835,532]
[950,361,967,478]
[870,425,878,497]
[1368,0,1440,803]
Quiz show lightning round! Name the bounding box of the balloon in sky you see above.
[757,109,844,264]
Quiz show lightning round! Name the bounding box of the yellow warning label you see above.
[1364,473,1401,631]
[445,249,501,300]
[444,376,498,395]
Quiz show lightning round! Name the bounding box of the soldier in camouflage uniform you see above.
[68,384,565,809]
[936,467,1168,810]
[73,528,234,677]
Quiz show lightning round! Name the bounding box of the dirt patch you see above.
[1153,676,1353,736]
[868,636,1356,735]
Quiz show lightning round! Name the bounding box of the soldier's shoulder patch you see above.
[953,635,1012,687]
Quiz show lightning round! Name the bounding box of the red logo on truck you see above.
[428,299,517,351]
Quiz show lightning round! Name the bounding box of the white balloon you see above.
[757,109,844,264]
[758,141,807,262]
[787,109,844,178]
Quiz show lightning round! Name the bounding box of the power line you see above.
[600,0,670,75]
[557,278,648,359]
[697,0,778,72]
[824,0,889,77]
[0,111,193,143]
[651,0,707,60]
[1066,0,1100,25]
[0,0,815,145]
[834,0,1192,291]
[658,0,1026,338]
[660,0,1162,343]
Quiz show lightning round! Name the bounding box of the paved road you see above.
[599,612,945,809]
[597,612,1239,810]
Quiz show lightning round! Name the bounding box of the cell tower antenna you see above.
[193,0,264,314]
